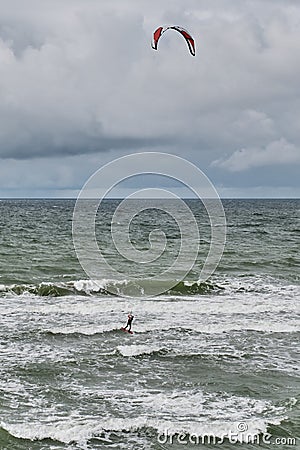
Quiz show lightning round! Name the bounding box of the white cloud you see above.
[212,138,300,171]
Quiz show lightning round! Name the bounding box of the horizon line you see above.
[0,197,299,201]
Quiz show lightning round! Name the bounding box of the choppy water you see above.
[0,199,299,449]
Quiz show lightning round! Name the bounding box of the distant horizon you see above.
[1,197,299,201]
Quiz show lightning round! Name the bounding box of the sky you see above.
[0,0,299,198]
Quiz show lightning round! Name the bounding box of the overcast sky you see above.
[0,0,299,198]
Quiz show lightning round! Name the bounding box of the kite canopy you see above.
[151,25,196,56]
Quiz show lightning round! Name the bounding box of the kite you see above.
[151,25,196,56]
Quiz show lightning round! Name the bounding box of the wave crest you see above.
[0,278,223,298]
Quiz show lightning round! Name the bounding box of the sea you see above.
[0,198,299,450]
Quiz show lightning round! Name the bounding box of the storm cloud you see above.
[0,0,299,196]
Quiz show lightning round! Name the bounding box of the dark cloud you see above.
[0,128,167,160]
[0,0,299,196]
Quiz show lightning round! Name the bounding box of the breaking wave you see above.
[0,278,223,298]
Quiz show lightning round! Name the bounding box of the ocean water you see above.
[0,199,299,449]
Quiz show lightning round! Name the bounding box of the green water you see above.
[0,199,299,449]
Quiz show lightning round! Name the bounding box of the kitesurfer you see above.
[124,313,134,332]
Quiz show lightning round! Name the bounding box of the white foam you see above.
[73,279,108,293]
[46,324,120,335]
[0,384,290,445]
[117,344,164,357]
[0,413,286,446]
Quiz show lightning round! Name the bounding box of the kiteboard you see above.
[121,327,134,335]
